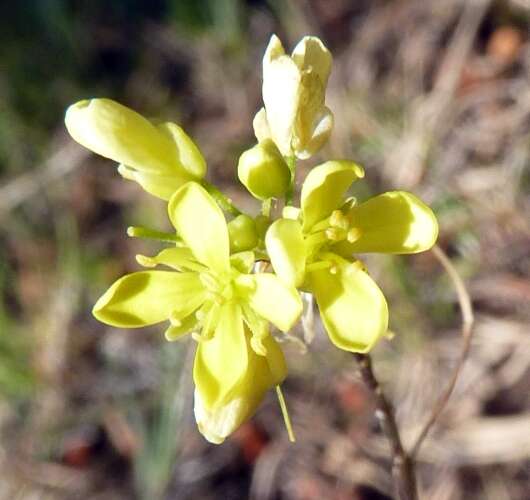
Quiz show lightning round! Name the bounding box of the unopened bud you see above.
[237,139,291,200]
[228,214,259,252]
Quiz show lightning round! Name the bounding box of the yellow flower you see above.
[265,161,439,352]
[65,99,206,200]
[92,182,302,442]
[253,35,333,160]
[194,329,286,444]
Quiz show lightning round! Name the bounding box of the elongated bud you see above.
[228,214,259,252]
[237,139,290,200]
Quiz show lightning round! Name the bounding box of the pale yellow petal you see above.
[157,122,206,179]
[252,107,272,143]
[301,160,365,231]
[65,99,179,175]
[193,303,248,409]
[117,164,194,201]
[335,191,439,255]
[309,257,388,353]
[194,332,286,444]
[239,273,302,332]
[168,183,230,274]
[265,218,306,287]
[93,271,206,328]
[294,106,334,160]
[262,51,301,157]
[291,36,332,87]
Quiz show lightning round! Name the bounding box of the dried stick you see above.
[354,353,418,500]
[410,244,475,458]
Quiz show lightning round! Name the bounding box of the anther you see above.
[347,227,362,243]
[169,314,182,327]
[136,255,156,267]
[325,227,345,242]
[330,210,349,230]
[251,337,267,356]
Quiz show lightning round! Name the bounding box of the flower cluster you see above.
[65,35,438,444]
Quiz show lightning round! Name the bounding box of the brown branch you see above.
[354,353,418,500]
[410,244,475,459]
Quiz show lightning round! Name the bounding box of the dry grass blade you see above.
[410,244,475,459]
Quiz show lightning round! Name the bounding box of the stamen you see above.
[117,164,136,180]
[304,231,328,249]
[276,385,296,443]
[127,226,181,244]
[347,227,362,243]
[305,261,332,273]
[325,227,346,242]
[341,196,357,211]
[330,210,349,230]
[250,337,267,356]
[201,304,220,340]
[199,272,220,292]
[169,314,182,327]
[136,255,157,268]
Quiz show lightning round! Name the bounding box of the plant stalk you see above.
[354,353,418,500]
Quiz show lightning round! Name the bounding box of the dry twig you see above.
[354,353,418,500]
[410,244,475,459]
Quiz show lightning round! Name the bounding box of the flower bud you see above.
[228,214,258,252]
[237,139,291,200]
[254,35,334,160]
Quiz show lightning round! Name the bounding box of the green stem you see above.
[285,155,296,206]
[261,198,272,218]
[202,181,242,216]
[276,385,296,443]
[127,226,181,244]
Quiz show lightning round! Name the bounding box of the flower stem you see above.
[354,353,418,500]
[202,181,242,216]
[261,198,272,218]
[285,156,296,206]
[276,385,296,443]
[127,226,181,244]
[410,244,474,458]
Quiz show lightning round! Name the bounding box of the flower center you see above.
[305,209,362,257]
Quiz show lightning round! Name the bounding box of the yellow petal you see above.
[194,332,286,444]
[157,122,207,179]
[230,251,255,274]
[301,160,365,231]
[193,303,248,409]
[252,107,272,143]
[291,36,332,87]
[65,99,185,176]
[292,68,326,155]
[262,38,301,156]
[294,106,334,160]
[239,273,302,332]
[335,191,439,255]
[265,218,306,287]
[309,256,388,353]
[168,183,230,274]
[93,271,206,328]
[117,164,194,201]
[164,314,199,341]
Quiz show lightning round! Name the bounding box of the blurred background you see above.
[0,0,529,498]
